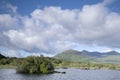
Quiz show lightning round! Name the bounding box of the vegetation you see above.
[54,49,120,63]
[54,60,120,70]
[0,52,120,73]
[17,56,54,74]
[54,51,94,62]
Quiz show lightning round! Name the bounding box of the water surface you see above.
[0,68,120,80]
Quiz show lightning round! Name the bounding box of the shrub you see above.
[17,56,54,74]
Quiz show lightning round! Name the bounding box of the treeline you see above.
[0,53,62,67]
[0,57,23,66]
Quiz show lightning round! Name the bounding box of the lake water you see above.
[0,68,120,80]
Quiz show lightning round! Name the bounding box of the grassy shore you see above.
[0,64,120,70]
[0,65,17,69]
[54,62,120,70]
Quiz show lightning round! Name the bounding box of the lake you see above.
[0,68,120,80]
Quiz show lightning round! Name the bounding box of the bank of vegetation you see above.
[55,61,120,70]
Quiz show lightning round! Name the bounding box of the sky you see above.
[0,0,120,57]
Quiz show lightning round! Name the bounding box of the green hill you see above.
[54,49,120,64]
[54,50,95,62]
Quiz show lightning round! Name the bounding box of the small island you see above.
[17,56,54,74]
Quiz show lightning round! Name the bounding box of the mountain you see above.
[54,50,94,62]
[54,49,120,63]
[81,50,120,58]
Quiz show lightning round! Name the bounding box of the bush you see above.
[17,56,54,74]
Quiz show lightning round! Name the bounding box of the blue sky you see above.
[0,0,120,15]
[0,0,120,57]
[1,0,102,14]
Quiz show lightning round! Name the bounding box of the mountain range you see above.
[54,49,120,64]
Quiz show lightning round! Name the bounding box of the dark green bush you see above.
[17,56,54,74]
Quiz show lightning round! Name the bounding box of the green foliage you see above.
[0,59,8,65]
[17,56,54,74]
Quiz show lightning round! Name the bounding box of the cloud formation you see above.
[1,49,22,57]
[0,0,120,57]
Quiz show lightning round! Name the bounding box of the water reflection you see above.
[0,69,120,80]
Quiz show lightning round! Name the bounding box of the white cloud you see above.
[1,49,22,57]
[31,52,54,57]
[102,0,114,5]
[0,14,18,30]
[0,1,120,57]
[6,3,17,14]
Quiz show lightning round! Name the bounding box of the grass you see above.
[0,65,17,69]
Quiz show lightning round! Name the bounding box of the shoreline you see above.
[0,65,17,69]
[0,65,120,71]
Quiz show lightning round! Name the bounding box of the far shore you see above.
[0,65,120,71]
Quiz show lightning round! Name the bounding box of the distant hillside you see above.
[54,49,120,64]
[54,50,94,62]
